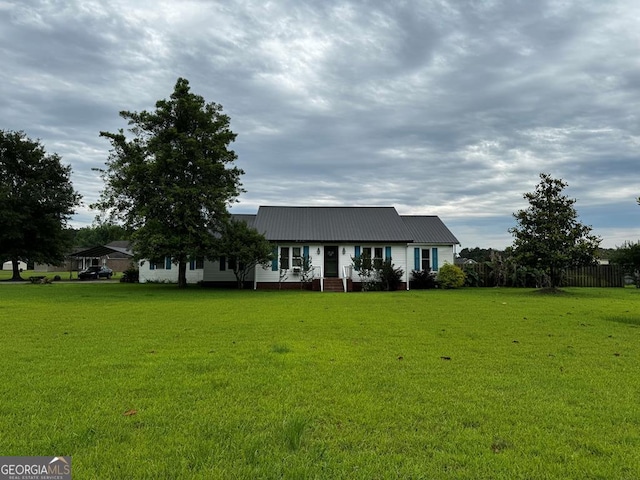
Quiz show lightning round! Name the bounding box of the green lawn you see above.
[0,284,639,479]
[0,269,123,281]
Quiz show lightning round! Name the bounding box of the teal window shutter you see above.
[303,246,309,261]
[271,247,278,271]
[385,246,392,261]
[189,260,195,270]
[165,257,172,270]
[432,248,439,272]
[219,256,226,271]
[414,248,420,270]
[150,261,155,270]
[354,246,361,271]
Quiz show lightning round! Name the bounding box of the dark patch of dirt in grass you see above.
[271,344,291,354]
[533,287,570,295]
[491,438,511,453]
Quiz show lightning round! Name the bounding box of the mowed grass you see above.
[0,285,639,479]
[0,269,123,281]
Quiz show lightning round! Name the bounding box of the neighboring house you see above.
[138,206,460,291]
[34,241,134,274]
[454,257,478,266]
[2,260,27,271]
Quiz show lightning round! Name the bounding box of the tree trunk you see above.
[11,258,23,281]
[178,261,187,289]
[549,266,561,290]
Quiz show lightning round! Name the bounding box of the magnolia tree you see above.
[509,173,600,289]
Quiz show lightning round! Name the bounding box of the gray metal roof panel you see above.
[70,243,134,258]
[254,206,414,242]
[106,240,131,250]
[231,213,256,228]
[400,216,460,244]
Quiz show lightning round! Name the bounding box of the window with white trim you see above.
[362,247,372,269]
[292,247,302,268]
[374,247,383,267]
[189,257,204,270]
[280,247,290,269]
[152,261,165,270]
[421,249,430,270]
[355,246,391,270]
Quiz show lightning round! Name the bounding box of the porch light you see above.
[342,248,346,255]
[317,248,321,255]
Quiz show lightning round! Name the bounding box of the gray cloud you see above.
[1,0,639,248]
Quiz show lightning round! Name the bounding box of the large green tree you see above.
[95,78,244,288]
[217,218,273,289]
[73,223,129,248]
[0,130,81,280]
[509,173,600,289]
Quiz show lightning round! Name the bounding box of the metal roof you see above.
[69,242,133,258]
[253,206,412,242]
[105,241,134,254]
[68,211,459,256]
[231,213,256,228]
[400,216,460,244]
[252,206,458,243]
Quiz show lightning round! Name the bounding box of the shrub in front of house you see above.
[379,259,404,291]
[410,269,438,289]
[120,267,140,283]
[437,263,465,289]
[352,256,404,291]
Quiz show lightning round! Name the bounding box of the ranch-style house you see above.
[139,206,460,291]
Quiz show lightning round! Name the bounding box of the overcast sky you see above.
[2,0,639,249]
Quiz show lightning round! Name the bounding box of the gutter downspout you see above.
[406,245,410,290]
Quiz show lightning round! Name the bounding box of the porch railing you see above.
[312,265,324,292]
[341,265,352,292]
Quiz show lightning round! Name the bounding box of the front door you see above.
[324,246,339,278]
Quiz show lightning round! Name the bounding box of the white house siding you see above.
[202,259,255,284]
[254,243,410,286]
[138,258,204,284]
[254,244,325,285]
[406,244,455,273]
[386,245,408,283]
[137,245,454,287]
[346,244,409,285]
[3,260,27,271]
